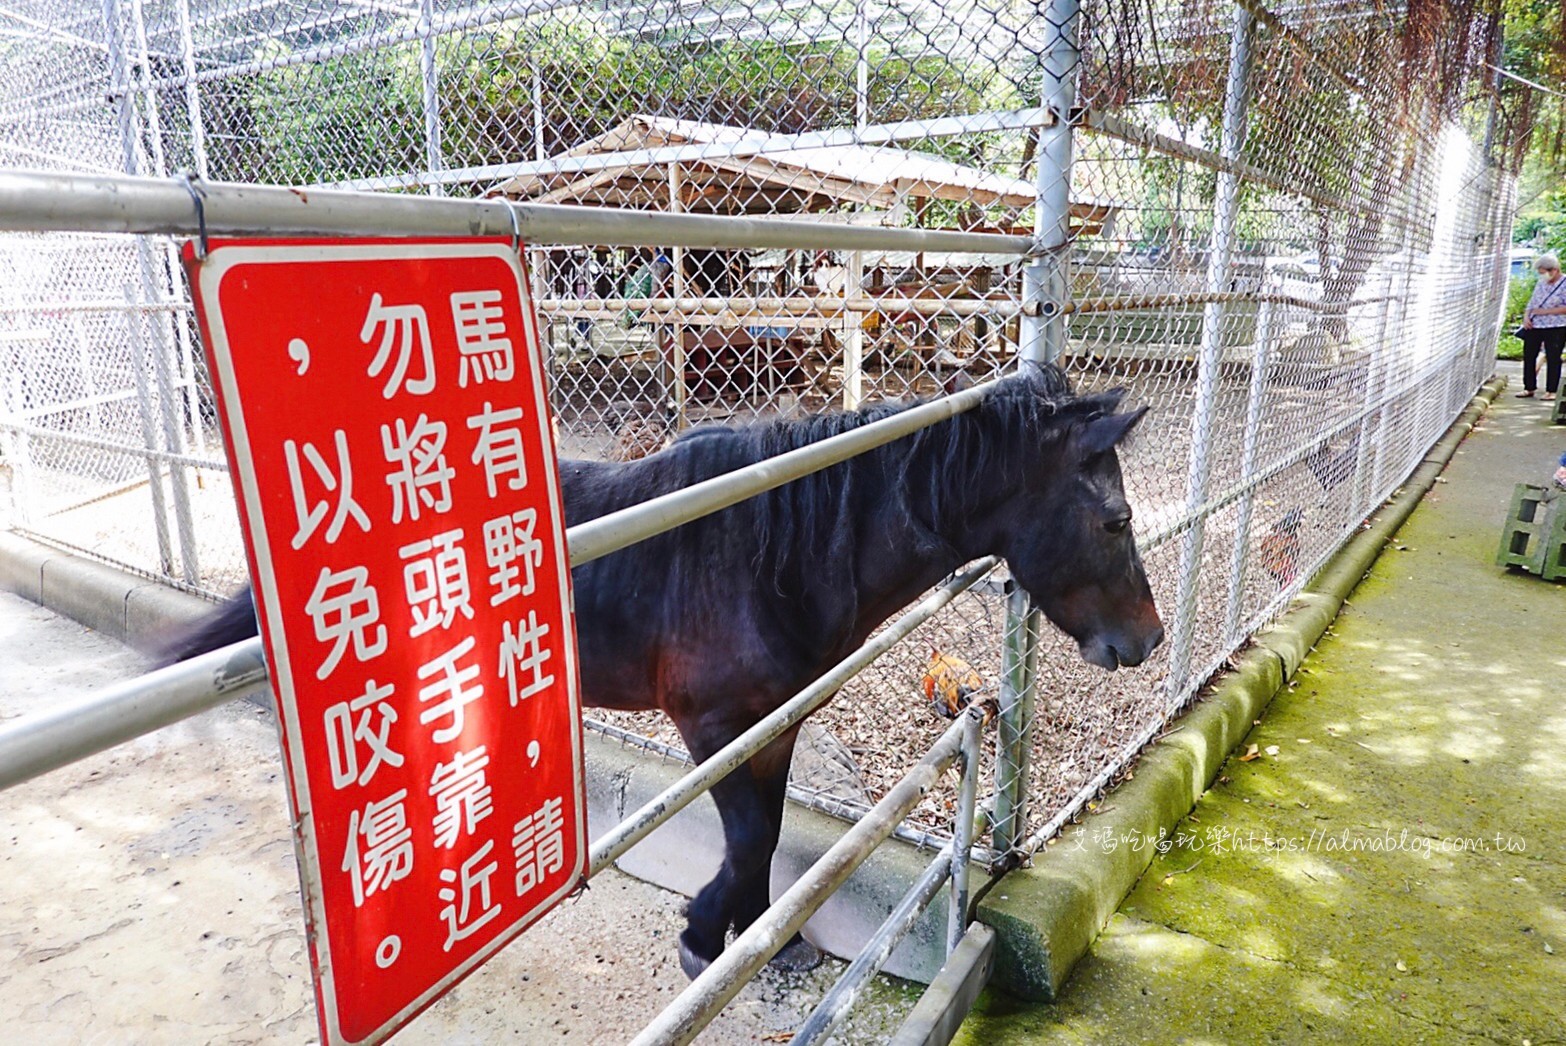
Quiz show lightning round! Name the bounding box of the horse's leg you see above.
[727,728,822,972]
[674,750,776,980]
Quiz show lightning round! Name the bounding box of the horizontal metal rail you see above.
[628,711,973,1046]
[541,289,1396,324]
[587,558,997,876]
[538,296,1038,319]
[1079,108,1372,219]
[0,420,229,471]
[794,846,954,1045]
[0,300,192,315]
[0,639,269,792]
[1065,289,1395,315]
[0,170,1033,256]
[565,379,993,565]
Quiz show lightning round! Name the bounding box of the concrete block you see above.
[1495,483,1564,576]
[580,731,957,983]
[38,554,132,640]
[124,582,217,656]
[0,531,51,602]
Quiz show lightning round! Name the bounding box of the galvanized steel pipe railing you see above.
[0,169,1033,257]
[587,558,997,876]
[0,639,269,792]
[0,376,997,792]
[627,711,974,1046]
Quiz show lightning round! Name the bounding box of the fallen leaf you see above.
[1264,745,1280,756]
[1395,959,1408,973]
[1297,738,1312,744]
[1239,744,1261,762]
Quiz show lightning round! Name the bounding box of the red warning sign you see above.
[186,238,585,1045]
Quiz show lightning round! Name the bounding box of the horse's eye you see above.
[1104,516,1131,535]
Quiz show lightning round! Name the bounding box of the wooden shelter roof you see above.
[486,115,1048,215]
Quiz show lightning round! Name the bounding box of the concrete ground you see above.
[0,592,914,1043]
[957,373,1566,1044]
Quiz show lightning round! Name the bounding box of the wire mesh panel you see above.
[0,0,1515,851]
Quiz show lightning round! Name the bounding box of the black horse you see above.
[168,362,1163,978]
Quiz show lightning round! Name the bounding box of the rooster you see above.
[608,406,674,462]
[922,649,985,719]
[1259,508,1306,585]
[1306,436,1359,494]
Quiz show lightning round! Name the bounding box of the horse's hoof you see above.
[678,938,714,981]
[768,935,822,973]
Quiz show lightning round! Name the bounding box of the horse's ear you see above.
[1081,405,1148,455]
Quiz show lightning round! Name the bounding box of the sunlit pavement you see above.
[959,364,1566,1045]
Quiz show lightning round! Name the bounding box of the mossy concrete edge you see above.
[977,374,1505,1001]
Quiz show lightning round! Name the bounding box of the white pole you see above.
[1164,3,1255,701]
[419,0,443,197]
[1018,0,1081,364]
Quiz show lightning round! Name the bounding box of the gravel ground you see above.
[0,591,916,1044]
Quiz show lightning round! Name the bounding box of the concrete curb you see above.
[0,532,217,657]
[977,375,1508,1001]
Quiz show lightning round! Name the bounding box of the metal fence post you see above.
[419,0,444,196]
[842,249,865,409]
[990,582,1037,858]
[1223,295,1275,641]
[1164,1,1255,700]
[124,282,176,578]
[947,707,981,954]
[119,0,201,584]
[1350,275,1397,518]
[1018,0,1080,365]
[0,337,38,527]
[1369,184,1419,501]
[175,0,207,178]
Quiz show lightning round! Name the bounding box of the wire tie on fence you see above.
[505,202,522,255]
[178,171,210,261]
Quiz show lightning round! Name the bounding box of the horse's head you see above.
[995,387,1164,671]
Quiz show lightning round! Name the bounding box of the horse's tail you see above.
[159,585,259,666]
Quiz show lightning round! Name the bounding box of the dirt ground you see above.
[0,591,916,1044]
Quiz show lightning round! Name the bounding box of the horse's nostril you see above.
[1149,626,1166,651]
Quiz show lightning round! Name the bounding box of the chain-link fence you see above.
[0,0,1513,850]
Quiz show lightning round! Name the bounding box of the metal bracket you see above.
[505,202,522,255]
[177,171,209,261]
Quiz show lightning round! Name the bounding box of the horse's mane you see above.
[660,362,1119,586]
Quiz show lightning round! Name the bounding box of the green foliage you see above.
[1499,273,1536,358]
[242,41,424,185]
[1511,186,1566,251]
[1500,0,1566,170]
[222,12,1011,190]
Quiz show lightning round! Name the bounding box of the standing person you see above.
[1518,253,1566,400]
